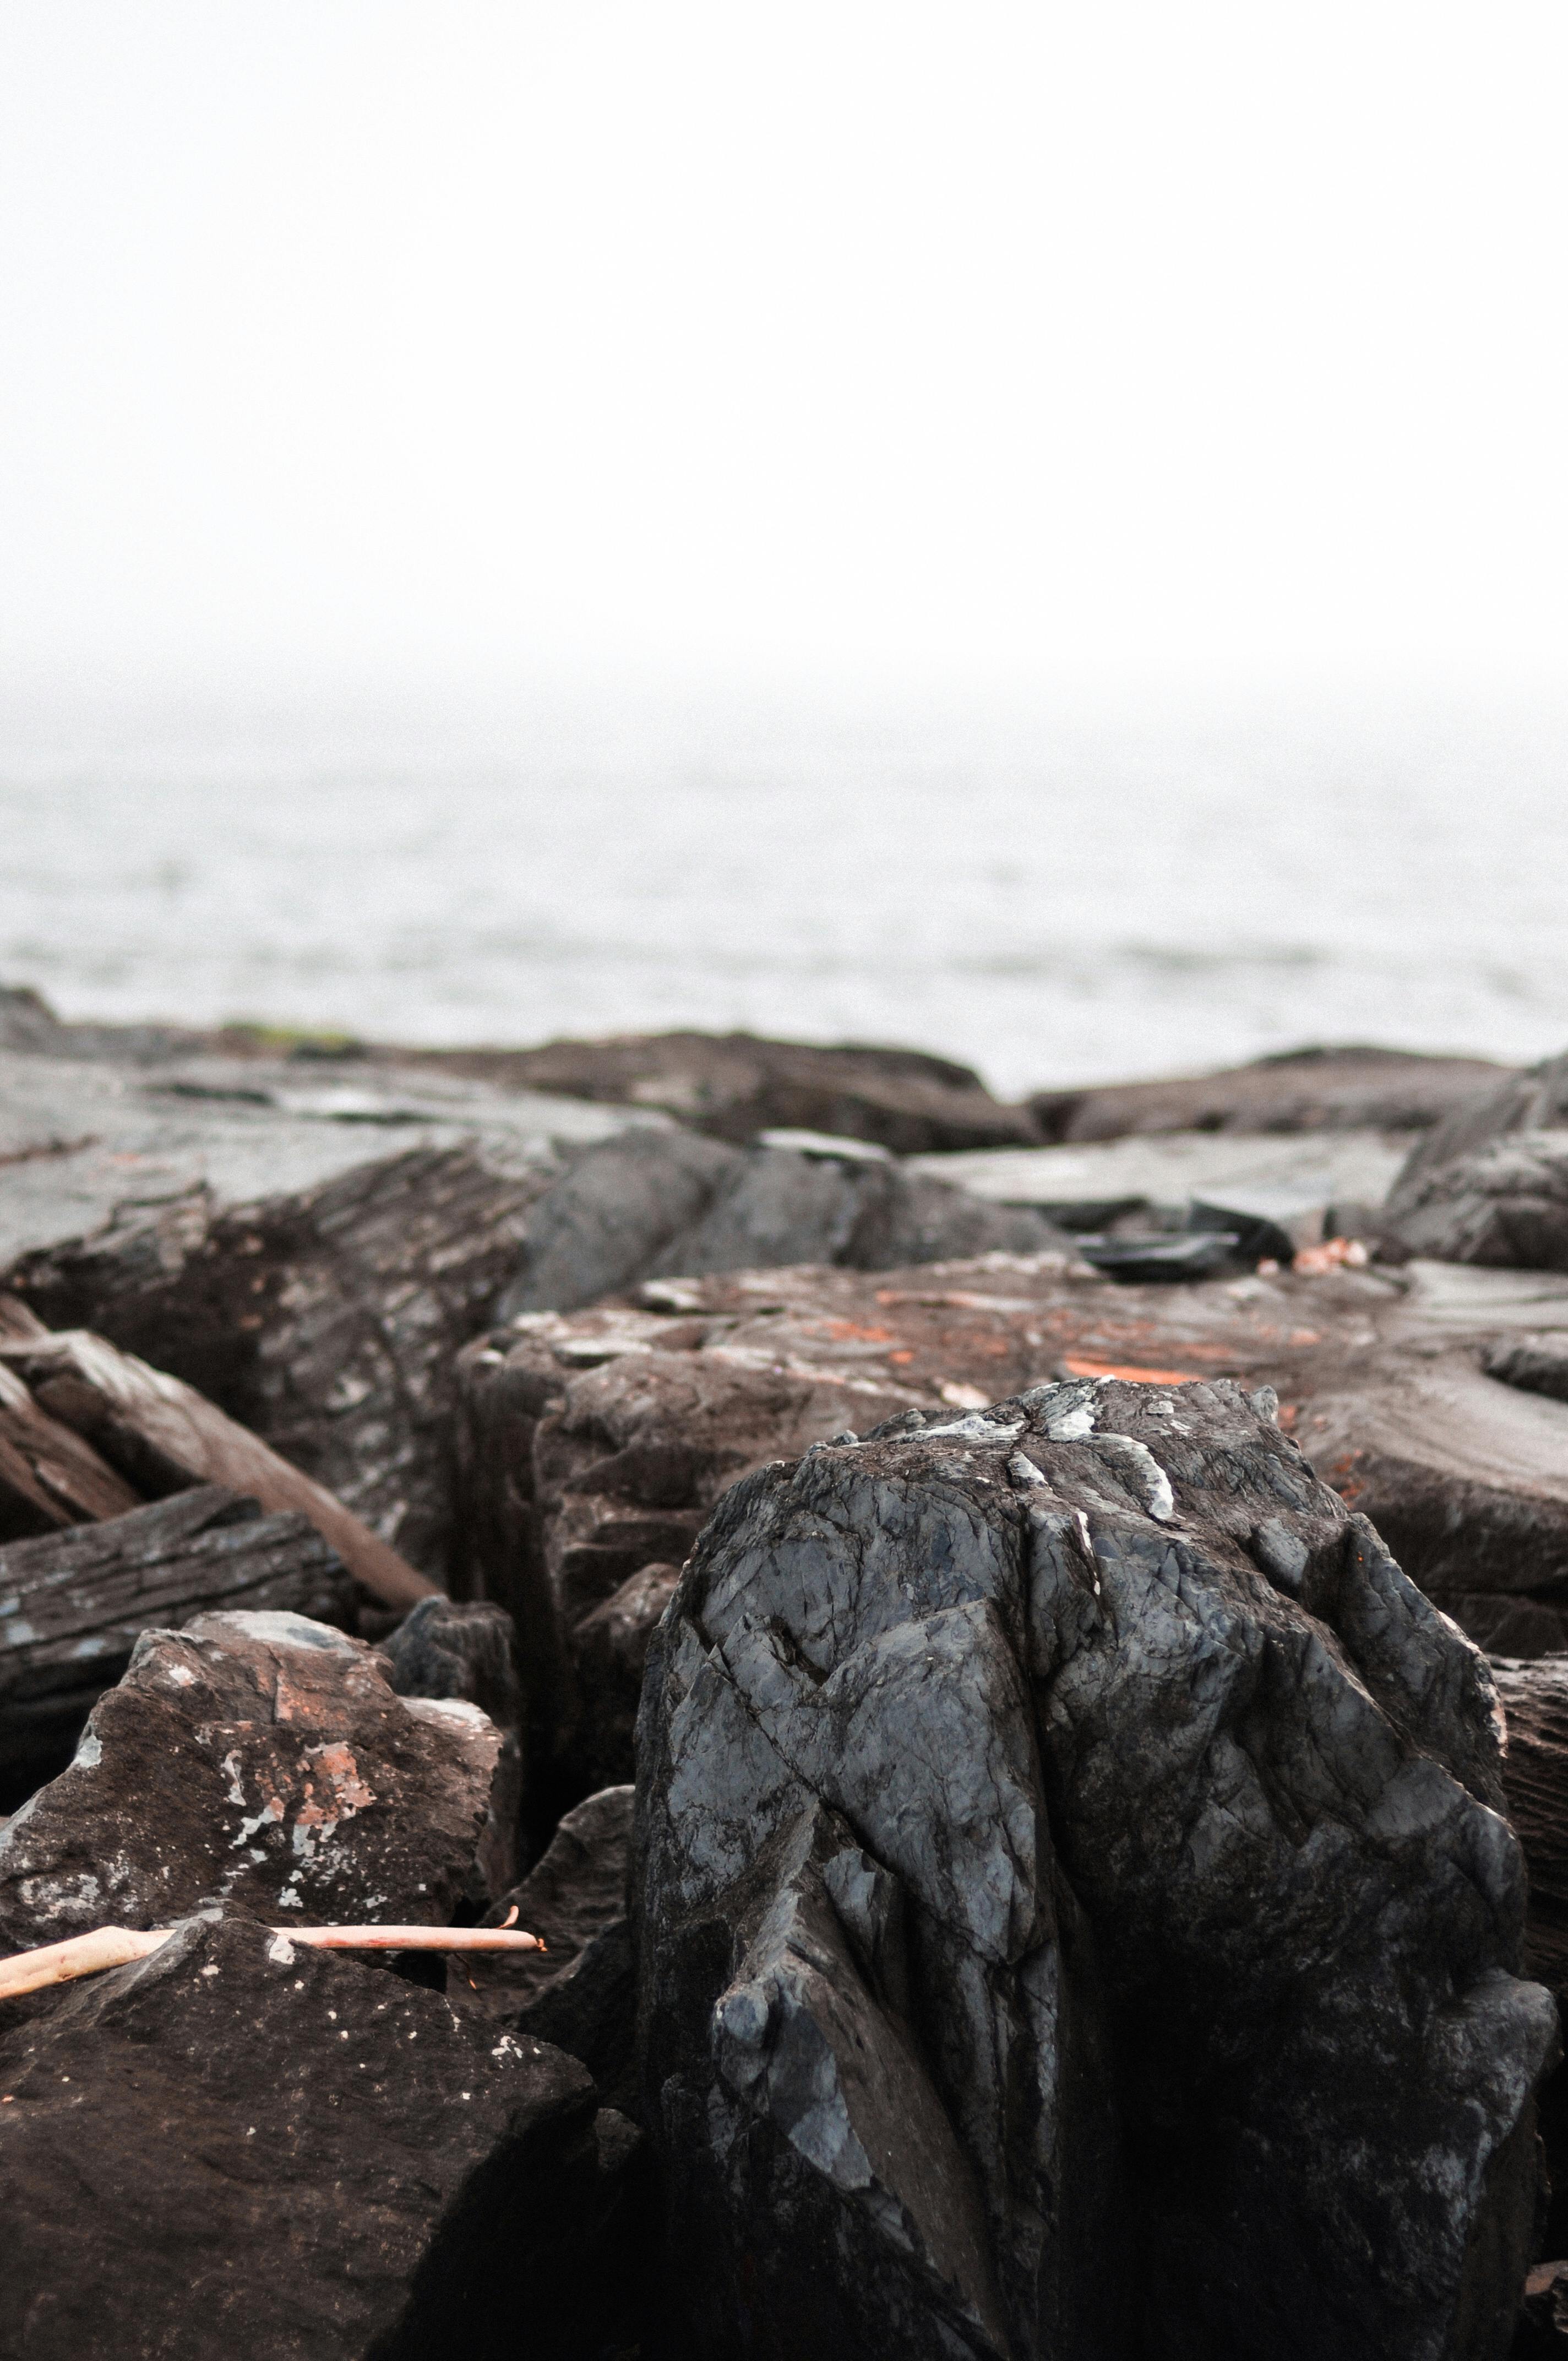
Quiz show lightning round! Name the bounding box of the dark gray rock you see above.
[382,1594,523,1737]
[1386,1133,1568,1272]
[0,1906,636,2361]
[636,1374,1556,2360]
[497,1128,1070,1321]
[0,1607,515,1954]
[466,1785,637,2117]
[0,1487,354,1807]
[571,1561,680,1797]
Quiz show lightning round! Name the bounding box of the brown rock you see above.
[1030,1043,1510,1145]
[0,1908,625,2361]
[0,1607,515,1953]
[399,1028,1041,1154]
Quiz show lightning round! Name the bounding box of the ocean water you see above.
[2,677,1565,1100]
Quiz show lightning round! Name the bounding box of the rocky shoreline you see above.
[4,987,1568,2357]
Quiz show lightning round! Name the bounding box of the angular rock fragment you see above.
[0,1607,515,1954]
[0,1487,353,1804]
[497,1127,1071,1319]
[466,1785,636,2115]
[636,1375,1556,2360]
[0,1908,626,2361]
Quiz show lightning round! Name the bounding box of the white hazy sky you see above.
[1,1,1565,690]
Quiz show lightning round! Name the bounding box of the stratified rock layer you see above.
[635,1375,1556,2361]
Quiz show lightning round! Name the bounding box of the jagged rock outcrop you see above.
[0,1608,516,1954]
[1030,1043,1510,1145]
[0,1908,640,2361]
[635,1375,1556,2360]
[456,1251,1568,1822]
[0,1487,353,1805]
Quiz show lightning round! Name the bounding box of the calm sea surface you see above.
[2,679,1565,1100]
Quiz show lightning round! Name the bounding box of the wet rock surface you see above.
[635,1374,1556,2360]
[1385,1049,1568,1270]
[0,1487,353,1807]
[0,1608,515,1953]
[0,1907,634,2361]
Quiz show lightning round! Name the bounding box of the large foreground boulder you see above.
[0,1908,639,2360]
[635,1374,1556,2360]
[0,1608,516,1953]
[456,1252,1568,1825]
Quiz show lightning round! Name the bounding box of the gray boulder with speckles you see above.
[634,1374,1557,2361]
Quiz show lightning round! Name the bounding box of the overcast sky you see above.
[2,2,1564,693]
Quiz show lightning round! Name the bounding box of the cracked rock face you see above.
[635,1375,1556,2361]
[0,1608,515,1951]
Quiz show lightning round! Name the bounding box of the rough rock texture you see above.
[466,1785,637,2116]
[456,1252,1568,1827]
[0,1907,640,2361]
[497,1127,1072,1319]
[0,1301,143,1539]
[0,1320,434,1611]
[381,1594,523,1737]
[1386,1133,1568,1273]
[3,1146,552,1580]
[1492,1657,1568,1997]
[0,1608,514,1954]
[635,1375,1556,2361]
[0,1488,354,1805]
[1384,1048,1568,1269]
[404,1027,1041,1152]
[1030,1043,1511,1145]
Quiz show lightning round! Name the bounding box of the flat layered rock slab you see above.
[0,1044,645,1271]
[0,1609,513,1952]
[0,1488,353,1802]
[909,1128,1411,1238]
[1027,1044,1511,1145]
[0,1910,606,2361]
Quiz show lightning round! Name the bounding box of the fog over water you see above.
[4,679,1564,1098]
[3,6,1565,1090]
